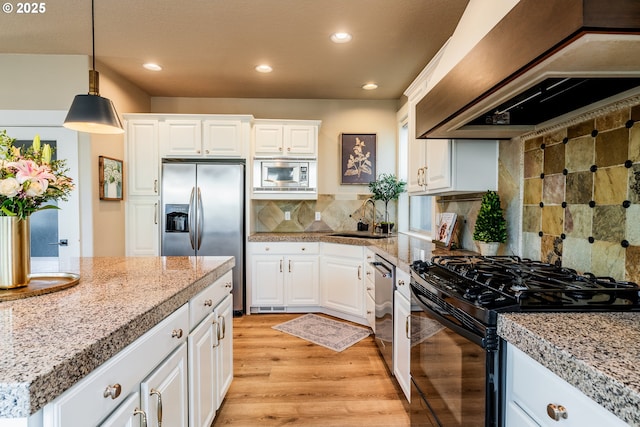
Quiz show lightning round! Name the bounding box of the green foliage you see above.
[473,190,507,243]
[368,173,406,203]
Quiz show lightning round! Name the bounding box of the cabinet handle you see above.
[301,247,306,251]
[366,287,373,291]
[265,246,270,251]
[406,316,411,340]
[103,383,122,399]
[171,329,183,339]
[289,260,292,273]
[367,310,372,315]
[154,203,158,225]
[366,271,372,276]
[287,147,291,151]
[279,147,283,151]
[398,280,405,287]
[212,319,220,348]
[546,403,568,421]
[225,282,232,289]
[133,408,148,427]
[280,259,283,273]
[205,149,210,154]
[150,389,163,427]
[358,265,362,280]
[218,314,226,340]
[154,179,158,194]
[204,299,213,307]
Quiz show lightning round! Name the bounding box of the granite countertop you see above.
[499,312,640,426]
[0,256,234,419]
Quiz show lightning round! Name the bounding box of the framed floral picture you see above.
[340,133,376,185]
[99,156,123,200]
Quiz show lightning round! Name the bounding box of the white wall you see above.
[151,97,400,196]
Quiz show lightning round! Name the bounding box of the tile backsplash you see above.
[520,104,640,283]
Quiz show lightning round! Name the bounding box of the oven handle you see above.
[370,261,392,278]
[411,287,486,348]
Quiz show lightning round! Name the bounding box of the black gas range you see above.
[408,255,640,427]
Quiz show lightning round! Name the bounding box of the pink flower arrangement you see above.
[0,130,74,220]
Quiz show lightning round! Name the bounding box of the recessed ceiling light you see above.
[330,32,352,43]
[255,64,273,73]
[362,83,378,90]
[143,63,162,71]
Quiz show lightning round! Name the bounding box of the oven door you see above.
[410,283,500,427]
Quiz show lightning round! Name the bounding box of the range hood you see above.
[416,0,640,140]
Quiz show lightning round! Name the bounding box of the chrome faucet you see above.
[360,198,377,234]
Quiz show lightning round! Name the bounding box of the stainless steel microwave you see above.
[253,158,317,194]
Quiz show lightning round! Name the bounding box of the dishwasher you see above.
[371,254,395,372]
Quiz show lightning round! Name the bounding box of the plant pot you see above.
[380,223,394,234]
[0,216,31,289]
[476,241,500,256]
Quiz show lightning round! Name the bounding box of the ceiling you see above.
[0,0,469,100]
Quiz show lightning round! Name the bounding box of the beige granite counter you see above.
[0,256,234,419]
[499,312,640,426]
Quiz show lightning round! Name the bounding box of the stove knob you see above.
[463,286,483,300]
[477,290,497,306]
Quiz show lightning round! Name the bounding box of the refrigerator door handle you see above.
[188,187,196,250]
[197,187,204,250]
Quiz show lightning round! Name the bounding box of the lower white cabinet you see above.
[320,244,364,318]
[505,343,627,427]
[214,293,234,409]
[393,268,411,402]
[98,392,144,427]
[141,343,189,427]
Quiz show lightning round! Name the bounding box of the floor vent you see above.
[256,306,286,313]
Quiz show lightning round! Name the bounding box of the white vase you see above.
[476,241,500,256]
[0,216,31,289]
[106,181,118,198]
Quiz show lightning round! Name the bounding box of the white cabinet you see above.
[125,119,159,197]
[320,243,364,318]
[249,242,320,309]
[424,139,498,194]
[364,249,376,330]
[98,392,144,427]
[160,117,249,158]
[393,268,411,402]
[125,198,159,256]
[253,120,319,156]
[140,343,189,427]
[188,312,217,427]
[405,80,428,194]
[505,343,628,427]
[214,293,234,409]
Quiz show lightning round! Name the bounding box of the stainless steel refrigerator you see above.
[161,160,245,314]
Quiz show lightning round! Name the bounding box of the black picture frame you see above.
[340,133,376,185]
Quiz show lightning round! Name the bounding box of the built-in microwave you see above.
[253,158,317,195]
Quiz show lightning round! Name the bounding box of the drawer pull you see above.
[218,314,226,340]
[398,280,405,286]
[547,403,568,421]
[103,383,122,399]
[150,389,163,427]
[366,287,373,291]
[367,310,372,315]
[171,328,183,339]
[406,316,410,340]
[134,408,148,427]
[204,299,213,307]
[212,319,220,348]
[225,282,232,289]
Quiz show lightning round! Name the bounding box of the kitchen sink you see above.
[329,232,390,239]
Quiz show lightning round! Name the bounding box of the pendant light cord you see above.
[91,0,95,71]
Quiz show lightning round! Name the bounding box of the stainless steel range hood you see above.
[415,0,640,140]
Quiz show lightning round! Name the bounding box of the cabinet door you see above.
[425,139,451,191]
[126,120,159,196]
[408,141,427,194]
[254,124,284,154]
[99,392,144,427]
[214,294,234,409]
[188,312,216,427]
[285,255,319,305]
[141,343,189,427]
[285,125,316,155]
[251,255,285,306]
[125,198,159,256]
[161,119,202,156]
[393,291,411,402]
[321,256,363,317]
[203,120,243,157]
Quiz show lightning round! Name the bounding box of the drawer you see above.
[44,304,189,427]
[366,292,375,331]
[250,242,320,254]
[190,270,233,329]
[322,242,363,259]
[396,268,411,300]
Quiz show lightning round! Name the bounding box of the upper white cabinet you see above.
[125,119,159,197]
[253,119,320,157]
[424,139,498,195]
[160,116,251,158]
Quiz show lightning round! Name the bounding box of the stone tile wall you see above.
[521,104,640,283]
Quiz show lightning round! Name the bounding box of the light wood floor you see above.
[213,313,411,427]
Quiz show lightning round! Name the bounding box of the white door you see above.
[2,112,81,259]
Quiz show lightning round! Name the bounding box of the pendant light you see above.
[63,0,124,134]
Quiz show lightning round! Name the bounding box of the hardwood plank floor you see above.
[214,313,411,426]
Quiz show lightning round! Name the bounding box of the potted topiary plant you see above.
[368,173,406,234]
[473,190,507,255]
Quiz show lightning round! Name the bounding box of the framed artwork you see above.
[434,212,458,249]
[99,156,124,200]
[341,133,376,185]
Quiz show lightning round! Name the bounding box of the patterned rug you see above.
[272,314,371,352]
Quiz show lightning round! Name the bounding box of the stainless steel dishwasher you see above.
[371,254,395,372]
